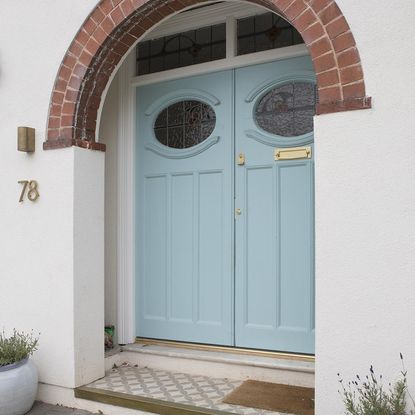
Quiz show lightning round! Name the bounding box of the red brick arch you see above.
[44,0,372,151]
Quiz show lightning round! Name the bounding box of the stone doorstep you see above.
[121,343,315,374]
[110,342,314,389]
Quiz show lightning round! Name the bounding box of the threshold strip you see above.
[136,337,315,362]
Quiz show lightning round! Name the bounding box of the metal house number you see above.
[18,180,40,202]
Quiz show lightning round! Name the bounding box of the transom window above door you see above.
[135,3,304,77]
[237,12,303,56]
[136,23,227,75]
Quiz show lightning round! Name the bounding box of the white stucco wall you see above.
[73,146,105,386]
[315,1,415,413]
[0,0,102,388]
[1,0,415,413]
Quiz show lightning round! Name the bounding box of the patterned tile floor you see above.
[26,401,96,415]
[87,365,291,415]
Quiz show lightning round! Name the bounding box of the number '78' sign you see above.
[18,180,40,202]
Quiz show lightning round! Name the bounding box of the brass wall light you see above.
[17,127,35,152]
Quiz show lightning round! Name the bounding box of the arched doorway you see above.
[44,0,371,356]
[98,2,320,354]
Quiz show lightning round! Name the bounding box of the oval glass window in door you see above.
[154,100,216,149]
[255,82,317,137]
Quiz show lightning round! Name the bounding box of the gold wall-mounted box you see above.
[17,127,35,152]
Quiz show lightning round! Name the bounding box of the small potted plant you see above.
[0,329,39,415]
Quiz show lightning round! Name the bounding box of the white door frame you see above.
[115,1,310,344]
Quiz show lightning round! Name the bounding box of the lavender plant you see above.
[0,329,39,366]
[338,354,414,415]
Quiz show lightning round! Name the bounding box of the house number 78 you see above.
[18,180,40,202]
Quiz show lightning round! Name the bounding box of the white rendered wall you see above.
[315,1,415,413]
[0,0,101,389]
[0,147,75,387]
[73,146,105,386]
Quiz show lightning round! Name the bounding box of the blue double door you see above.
[136,57,315,354]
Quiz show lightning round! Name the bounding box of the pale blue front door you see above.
[234,57,315,354]
[136,70,234,345]
[136,56,315,354]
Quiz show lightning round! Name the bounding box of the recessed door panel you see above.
[278,161,314,332]
[245,165,276,329]
[143,175,168,320]
[170,173,194,322]
[198,171,226,325]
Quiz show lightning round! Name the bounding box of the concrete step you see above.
[109,342,314,388]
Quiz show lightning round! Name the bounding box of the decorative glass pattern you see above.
[255,82,317,137]
[237,12,303,56]
[154,100,216,148]
[136,23,226,76]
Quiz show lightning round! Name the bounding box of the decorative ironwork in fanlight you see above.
[255,82,317,137]
[136,23,226,76]
[136,11,305,76]
[237,12,303,56]
[154,100,216,149]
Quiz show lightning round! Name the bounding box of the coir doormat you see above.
[222,380,314,415]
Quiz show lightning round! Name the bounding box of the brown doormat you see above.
[223,380,314,415]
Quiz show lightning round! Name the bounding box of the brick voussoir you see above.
[44,0,371,151]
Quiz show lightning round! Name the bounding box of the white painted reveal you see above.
[100,75,119,336]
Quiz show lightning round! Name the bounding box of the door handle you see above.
[237,153,245,165]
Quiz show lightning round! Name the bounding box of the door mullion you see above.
[231,68,237,347]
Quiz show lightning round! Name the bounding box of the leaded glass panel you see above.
[255,82,317,137]
[136,23,226,76]
[237,12,303,56]
[154,100,216,148]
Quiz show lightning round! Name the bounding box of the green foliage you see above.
[338,354,414,415]
[0,329,39,366]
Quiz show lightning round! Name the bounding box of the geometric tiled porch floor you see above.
[83,365,292,415]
